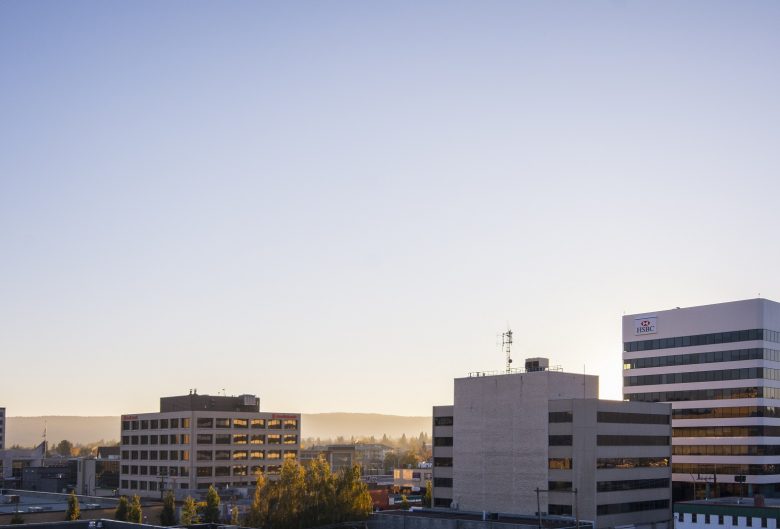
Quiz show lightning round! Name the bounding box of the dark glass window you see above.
[434,416,454,426]
[624,328,777,353]
[549,435,573,446]
[433,477,453,487]
[597,500,669,516]
[596,479,669,492]
[596,457,668,469]
[548,458,573,470]
[549,411,573,423]
[597,412,668,424]
[197,418,213,428]
[433,437,453,447]
[547,481,572,491]
[548,504,572,516]
[597,435,669,446]
[434,457,453,467]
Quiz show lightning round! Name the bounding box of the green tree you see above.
[423,480,432,508]
[115,496,130,521]
[10,513,24,524]
[160,490,176,526]
[65,491,80,520]
[246,474,269,528]
[57,440,74,457]
[203,485,221,523]
[180,496,198,525]
[128,495,143,523]
[231,506,239,525]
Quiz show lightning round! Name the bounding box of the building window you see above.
[150,420,159,429]
[215,466,230,477]
[215,434,231,444]
[160,419,169,429]
[596,458,668,469]
[434,416,454,426]
[597,435,669,446]
[233,466,248,476]
[181,418,190,428]
[251,419,265,428]
[250,451,264,460]
[233,434,248,445]
[548,504,572,516]
[268,419,282,429]
[267,450,282,460]
[283,419,298,429]
[283,435,298,444]
[548,481,573,491]
[197,466,212,477]
[197,450,213,461]
[597,411,669,424]
[215,450,231,460]
[233,418,249,429]
[233,451,248,460]
[548,435,573,446]
[197,418,213,428]
[284,450,297,459]
[548,412,572,423]
[216,418,230,428]
[434,457,453,467]
[433,477,453,487]
[141,420,149,429]
[597,500,669,516]
[433,437,453,447]
[548,458,573,470]
[251,435,265,445]
[197,434,213,444]
[268,434,281,445]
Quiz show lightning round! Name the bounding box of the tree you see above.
[160,490,176,526]
[180,496,197,525]
[57,440,74,457]
[203,485,221,523]
[66,491,80,520]
[115,496,130,521]
[423,480,432,508]
[10,513,24,524]
[246,474,269,528]
[400,495,409,510]
[128,495,143,523]
[231,506,239,525]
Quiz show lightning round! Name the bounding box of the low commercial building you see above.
[433,358,672,529]
[0,443,46,489]
[300,444,356,474]
[393,463,432,494]
[674,497,780,528]
[119,392,300,498]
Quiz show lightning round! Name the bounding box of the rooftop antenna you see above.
[502,328,513,373]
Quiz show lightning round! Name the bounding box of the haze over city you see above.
[2,1,780,418]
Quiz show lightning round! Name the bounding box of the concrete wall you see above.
[452,370,597,514]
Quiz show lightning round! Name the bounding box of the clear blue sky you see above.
[2,1,780,416]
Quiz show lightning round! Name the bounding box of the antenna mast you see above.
[502,329,513,373]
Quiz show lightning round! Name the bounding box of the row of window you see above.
[121,480,187,491]
[596,457,669,469]
[433,437,453,447]
[122,434,189,445]
[548,481,573,491]
[596,499,669,516]
[624,329,780,353]
[625,367,776,387]
[196,449,295,461]
[433,457,453,467]
[434,417,453,426]
[122,417,297,431]
[596,478,670,492]
[623,347,779,370]
[121,465,189,477]
[121,433,298,446]
[433,477,452,487]
[673,444,780,456]
[625,386,780,402]
[682,512,769,527]
[549,435,668,446]
[548,504,572,516]
[121,450,189,461]
[672,406,780,420]
[548,411,669,425]
[672,463,780,475]
[673,426,780,437]
[123,418,190,430]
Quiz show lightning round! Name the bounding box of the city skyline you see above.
[2,1,780,417]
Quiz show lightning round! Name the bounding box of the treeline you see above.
[245,459,372,529]
[302,432,430,450]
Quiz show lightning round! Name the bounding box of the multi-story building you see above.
[393,463,432,494]
[623,298,780,500]
[119,392,300,498]
[0,407,5,450]
[433,358,672,529]
[674,497,780,528]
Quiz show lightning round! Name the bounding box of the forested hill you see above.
[6,413,431,447]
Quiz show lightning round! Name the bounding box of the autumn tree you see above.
[245,474,269,528]
[180,496,197,525]
[160,490,176,526]
[202,485,221,523]
[115,496,129,521]
[65,491,80,520]
[57,440,74,457]
[128,495,143,523]
[423,480,432,508]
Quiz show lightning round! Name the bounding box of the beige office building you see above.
[433,358,672,529]
[119,393,300,498]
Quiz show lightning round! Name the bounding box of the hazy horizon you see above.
[2,1,779,416]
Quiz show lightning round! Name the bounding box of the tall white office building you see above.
[623,298,780,500]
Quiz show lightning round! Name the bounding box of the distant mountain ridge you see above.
[6,413,431,447]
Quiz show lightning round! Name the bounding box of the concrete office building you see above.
[623,298,780,500]
[119,392,300,498]
[432,359,672,529]
[0,407,5,450]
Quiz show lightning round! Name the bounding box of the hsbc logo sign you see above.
[634,316,657,335]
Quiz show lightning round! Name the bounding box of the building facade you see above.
[433,360,672,529]
[0,407,5,450]
[119,393,300,498]
[674,497,780,528]
[623,298,780,500]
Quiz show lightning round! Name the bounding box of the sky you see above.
[2,1,780,417]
